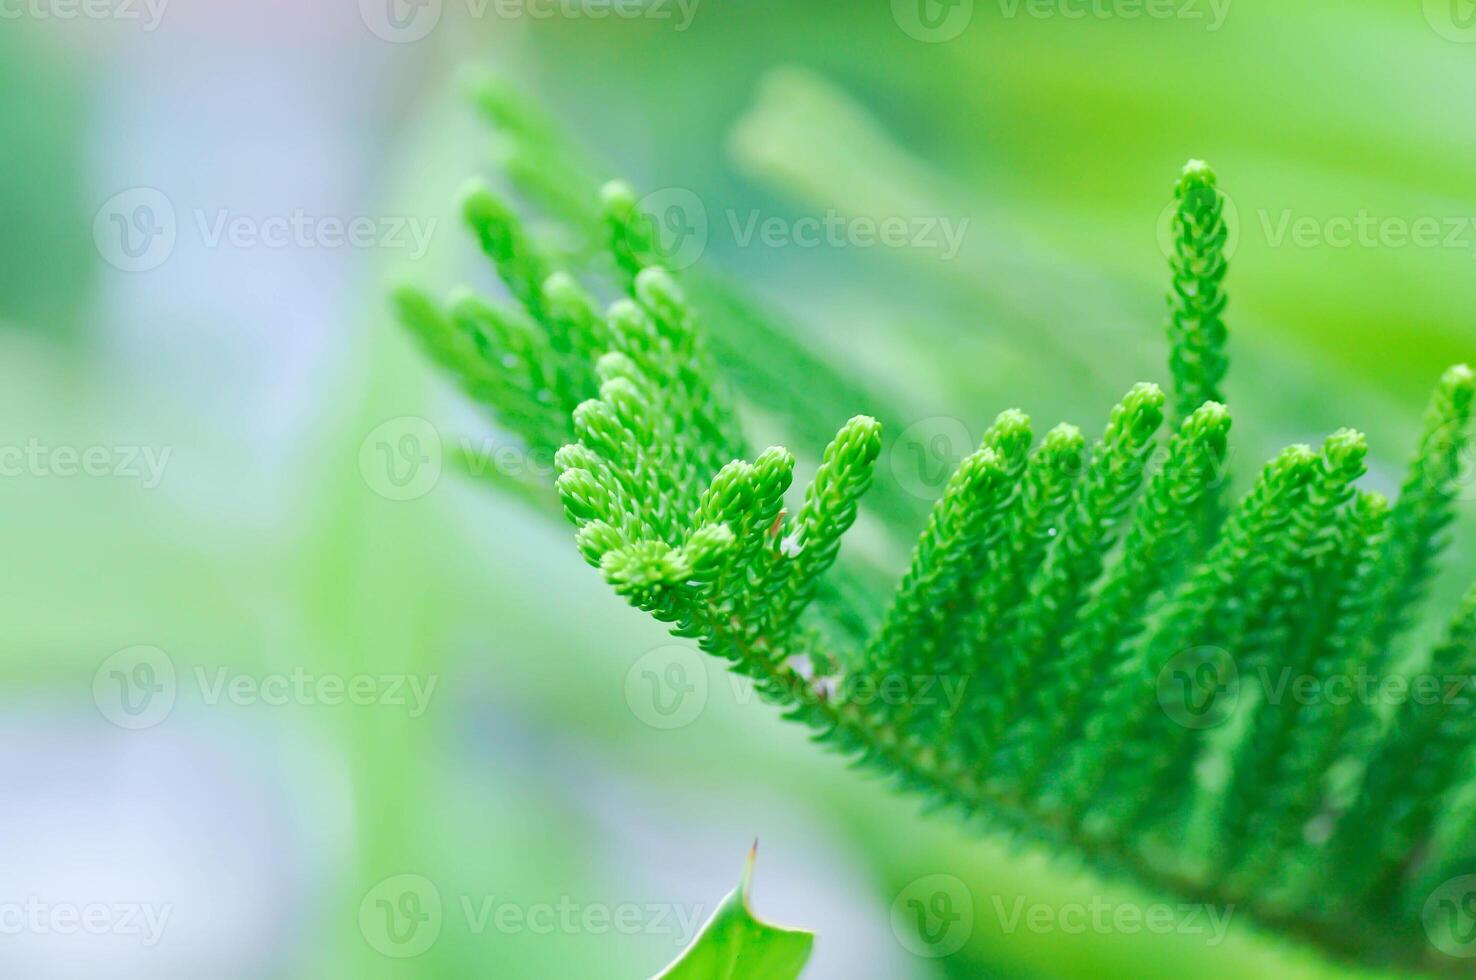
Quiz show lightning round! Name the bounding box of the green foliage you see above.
[654,847,813,980]
[398,97,1476,975]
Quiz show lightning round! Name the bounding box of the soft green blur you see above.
[2,2,1472,977]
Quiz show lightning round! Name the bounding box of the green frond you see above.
[1213,430,1369,868]
[1063,442,1319,834]
[462,181,556,323]
[1165,159,1230,426]
[396,112,1476,973]
[1329,588,1476,910]
[1371,364,1476,653]
[979,383,1166,787]
[1012,400,1232,799]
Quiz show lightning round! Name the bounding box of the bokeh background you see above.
[4,0,1476,976]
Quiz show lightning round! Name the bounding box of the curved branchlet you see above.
[1166,159,1230,426]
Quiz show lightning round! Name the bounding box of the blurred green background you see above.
[3,0,1474,976]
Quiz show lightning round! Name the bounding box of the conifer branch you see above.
[395,119,1476,974]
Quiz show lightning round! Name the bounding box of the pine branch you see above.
[395,113,1476,974]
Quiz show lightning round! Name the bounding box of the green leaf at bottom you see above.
[652,844,815,980]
